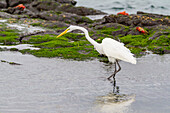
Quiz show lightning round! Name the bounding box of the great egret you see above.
[57,25,136,79]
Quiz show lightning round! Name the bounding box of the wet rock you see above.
[164,50,170,54]
[20,0,105,17]
[55,0,77,5]
[31,1,59,12]
[103,15,134,26]
[127,29,141,35]
[1,60,21,65]
[94,23,129,36]
[0,0,169,58]
[95,23,121,29]
[137,11,169,18]
[37,11,93,24]
[6,0,33,7]
[0,1,6,8]
[60,5,107,16]
[151,47,165,54]
[103,15,118,23]
[103,14,170,26]
[149,31,168,40]
[42,21,69,28]
[19,31,45,42]
[0,11,25,18]
[4,7,25,14]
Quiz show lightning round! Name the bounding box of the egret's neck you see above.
[78,27,98,46]
[77,26,104,54]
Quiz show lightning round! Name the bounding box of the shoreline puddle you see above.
[0,44,40,50]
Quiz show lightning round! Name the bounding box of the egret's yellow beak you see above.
[57,29,69,38]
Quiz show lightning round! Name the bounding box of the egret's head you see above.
[57,25,78,38]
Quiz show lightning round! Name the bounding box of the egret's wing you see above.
[102,38,136,64]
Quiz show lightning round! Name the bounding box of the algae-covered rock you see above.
[0,0,169,60]
[103,14,170,26]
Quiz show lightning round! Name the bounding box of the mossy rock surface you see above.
[0,4,170,61]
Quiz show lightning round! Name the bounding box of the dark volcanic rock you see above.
[164,50,170,54]
[127,29,141,35]
[103,14,170,26]
[94,23,121,29]
[2,0,106,18]
[60,5,107,16]
[55,0,77,5]
[0,11,25,18]
[94,23,130,37]
[37,11,93,24]
[31,1,60,12]
[0,1,6,8]
[7,0,34,7]
[137,11,169,18]
[103,15,133,26]
[4,7,25,14]
[31,1,106,16]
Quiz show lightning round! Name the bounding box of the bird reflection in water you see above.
[110,77,119,94]
[95,78,135,113]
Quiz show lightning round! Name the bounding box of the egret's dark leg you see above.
[116,60,121,74]
[107,62,117,80]
[107,60,121,80]
[112,60,121,79]
[112,77,116,93]
[113,78,120,94]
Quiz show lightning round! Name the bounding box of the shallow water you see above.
[0,44,40,50]
[0,51,170,113]
[76,0,170,15]
[0,19,45,34]
[6,23,45,34]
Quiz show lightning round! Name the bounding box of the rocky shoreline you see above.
[0,0,170,60]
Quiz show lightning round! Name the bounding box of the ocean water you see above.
[76,0,170,15]
[0,51,170,113]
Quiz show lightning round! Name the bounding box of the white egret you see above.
[57,25,136,80]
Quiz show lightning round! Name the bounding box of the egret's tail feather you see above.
[131,58,137,64]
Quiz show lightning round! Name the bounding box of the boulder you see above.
[0,11,25,18]
[37,11,93,24]
[31,1,60,12]
[55,0,77,5]
[0,1,6,8]
[59,5,107,16]
[103,14,170,26]
[6,0,34,7]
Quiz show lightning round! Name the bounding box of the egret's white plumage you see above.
[57,25,137,79]
[101,38,136,64]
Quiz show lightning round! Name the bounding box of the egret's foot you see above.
[107,76,112,80]
[107,74,115,80]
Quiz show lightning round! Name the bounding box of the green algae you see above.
[10,48,19,51]
[19,33,98,60]
[96,26,121,35]
[148,34,170,54]
[120,35,149,47]
[23,34,57,44]
[0,16,170,60]
[150,35,170,46]
[0,24,19,45]
[20,46,98,60]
